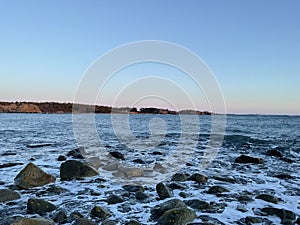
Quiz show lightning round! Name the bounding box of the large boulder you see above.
[156,207,196,225]
[60,160,98,180]
[3,217,54,225]
[0,189,21,202]
[234,155,264,164]
[14,163,55,189]
[27,198,56,215]
[90,205,111,219]
[260,207,296,220]
[156,182,173,200]
[151,199,186,221]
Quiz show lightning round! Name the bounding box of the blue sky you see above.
[0,0,299,114]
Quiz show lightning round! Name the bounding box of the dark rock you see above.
[60,160,98,180]
[213,176,236,183]
[27,198,56,214]
[207,185,229,194]
[296,218,300,224]
[122,185,144,192]
[156,182,173,200]
[274,174,295,179]
[184,199,210,211]
[179,192,188,198]
[151,199,186,221]
[266,149,283,158]
[260,207,296,220]
[106,194,124,204]
[46,184,67,194]
[234,155,264,164]
[57,155,67,161]
[67,147,85,159]
[281,157,294,163]
[53,210,67,223]
[152,151,163,155]
[0,189,21,202]
[27,143,52,148]
[238,195,254,202]
[74,218,97,225]
[156,207,196,225]
[124,220,142,225]
[281,219,294,225]
[109,151,125,160]
[14,162,55,189]
[0,162,23,169]
[3,217,54,225]
[189,173,208,183]
[102,220,118,225]
[91,205,111,219]
[171,173,188,182]
[132,159,145,164]
[236,205,248,213]
[196,215,225,225]
[70,211,84,221]
[136,190,148,200]
[168,182,187,190]
[1,151,17,156]
[256,194,278,203]
[244,216,263,224]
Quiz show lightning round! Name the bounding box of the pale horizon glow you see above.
[0,0,299,115]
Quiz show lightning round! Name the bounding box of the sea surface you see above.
[0,113,299,224]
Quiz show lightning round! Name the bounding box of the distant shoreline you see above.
[0,101,212,115]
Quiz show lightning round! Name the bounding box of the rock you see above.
[46,184,67,194]
[213,176,236,183]
[53,210,68,223]
[124,220,142,225]
[151,199,186,221]
[256,194,278,203]
[67,147,85,159]
[116,165,144,178]
[106,194,124,204]
[0,162,23,169]
[74,218,97,225]
[123,185,144,192]
[234,155,264,164]
[197,215,225,225]
[26,143,52,148]
[156,207,196,225]
[102,220,118,225]
[152,151,163,155]
[281,219,294,225]
[184,199,210,211]
[273,174,295,179]
[236,205,248,213]
[0,189,21,202]
[14,163,55,189]
[109,151,125,160]
[60,160,98,180]
[3,217,54,225]
[171,173,188,182]
[260,207,296,220]
[296,218,300,224]
[168,183,187,190]
[153,163,168,174]
[189,173,208,183]
[266,149,283,158]
[238,195,254,202]
[156,182,173,199]
[132,159,145,164]
[57,155,67,161]
[70,211,84,221]
[244,216,263,224]
[103,162,119,171]
[136,190,148,200]
[281,157,294,163]
[207,185,229,194]
[91,205,111,219]
[27,198,56,214]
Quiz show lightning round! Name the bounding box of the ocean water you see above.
[0,113,299,224]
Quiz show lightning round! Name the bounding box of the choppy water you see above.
[0,113,299,224]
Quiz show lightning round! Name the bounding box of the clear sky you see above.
[0,0,299,114]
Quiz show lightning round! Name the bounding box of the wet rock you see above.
[123,185,144,192]
[156,207,196,225]
[106,194,124,204]
[116,165,144,178]
[266,149,283,158]
[27,143,52,148]
[57,155,67,161]
[102,220,118,225]
[3,217,54,225]
[238,195,254,202]
[256,194,278,203]
[184,199,210,211]
[168,182,187,190]
[14,162,55,189]
[67,147,85,159]
[70,211,84,221]
[109,151,125,160]
[46,184,67,194]
[0,162,23,168]
[234,155,264,164]
[171,173,188,182]
[296,218,300,224]
[27,198,56,214]
[260,207,296,220]
[244,216,263,224]
[153,163,168,174]
[213,175,236,183]
[91,205,111,219]
[156,182,173,199]
[236,205,248,213]
[103,162,119,171]
[132,159,145,164]
[0,189,21,202]
[136,190,148,200]
[189,173,208,183]
[151,199,186,221]
[124,220,142,225]
[207,185,229,194]
[273,174,295,179]
[74,218,97,225]
[281,157,294,163]
[60,160,98,180]
[281,219,294,225]
[152,151,163,155]
[197,215,225,225]
[53,210,68,223]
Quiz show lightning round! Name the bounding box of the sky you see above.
[0,0,299,114]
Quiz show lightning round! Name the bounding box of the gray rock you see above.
[260,207,296,220]
[0,189,21,202]
[171,173,188,182]
[244,216,263,224]
[156,207,196,225]
[91,205,111,219]
[238,195,254,202]
[234,155,264,164]
[3,217,54,225]
[136,190,148,200]
[156,182,173,200]
[57,155,67,161]
[256,194,278,203]
[67,147,85,159]
[184,199,210,211]
[124,220,142,225]
[123,185,144,192]
[106,194,124,204]
[14,163,55,189]
[60,160,98,180]
[189,173,208,183]
[53,210,67,223]
[151,199,186,221]
[207,185,229,194]
[74,218,97,225]
[27,198,56,215]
